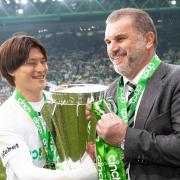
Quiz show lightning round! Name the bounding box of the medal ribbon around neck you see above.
[15,91,61,169]
[117,55,161,125]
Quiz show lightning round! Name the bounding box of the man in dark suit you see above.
[86,8,180,180]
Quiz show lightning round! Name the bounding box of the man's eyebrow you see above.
[104,33,127,42]
[28,57,46,60]
[114,33,127,39]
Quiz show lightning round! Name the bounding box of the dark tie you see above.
[127,81,136,127]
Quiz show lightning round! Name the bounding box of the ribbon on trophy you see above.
[91,99,126,180]
[91,55,161,180]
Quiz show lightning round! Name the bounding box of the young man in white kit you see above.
[0,35,97,180]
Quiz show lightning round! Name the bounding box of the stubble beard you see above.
[113,48,147,79]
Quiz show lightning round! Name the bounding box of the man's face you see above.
[12,48,48,97]
[105,16,149,79]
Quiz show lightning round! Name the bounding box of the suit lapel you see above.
[135,63,167,129]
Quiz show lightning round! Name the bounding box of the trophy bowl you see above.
[42,84,108,169]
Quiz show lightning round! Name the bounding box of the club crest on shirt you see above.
[31,147,46,161]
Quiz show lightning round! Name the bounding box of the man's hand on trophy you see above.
[97,112,128,147]
[85,97,95,121]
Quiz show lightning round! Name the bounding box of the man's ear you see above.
[145,31,155,49]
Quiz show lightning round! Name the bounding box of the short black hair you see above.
[0,35,47,86]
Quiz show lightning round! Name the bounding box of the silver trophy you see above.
[42,84,108,169]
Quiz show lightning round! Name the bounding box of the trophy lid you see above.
[48,84,108,104]
[51,84,108,93]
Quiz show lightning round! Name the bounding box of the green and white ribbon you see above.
[118,55,161,125]
[91,99,126,180]
[91,55,161,180]
[15,91,61,170]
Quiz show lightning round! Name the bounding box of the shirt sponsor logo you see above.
[1,143,19,159]
[31,147,46,161]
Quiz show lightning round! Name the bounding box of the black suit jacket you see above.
[106,62,180,180]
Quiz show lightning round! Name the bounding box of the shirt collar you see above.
[29,98,44,112]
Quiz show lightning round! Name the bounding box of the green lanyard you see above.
[91,55,161,180]
[91,100,127,180]
[117,55,161,125]
[15,90,61,169]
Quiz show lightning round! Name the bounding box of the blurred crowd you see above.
[0,80,14,104]
[162,47,180,65]
[47,50,117,85]
[42,33,119,85]
[0,33,180,104]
